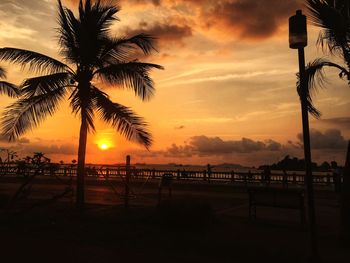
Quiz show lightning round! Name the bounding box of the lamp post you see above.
[289,10,319,260]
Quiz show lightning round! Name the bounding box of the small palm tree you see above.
[0,66,19,98]
[0,0,163,208]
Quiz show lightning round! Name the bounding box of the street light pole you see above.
[289,10,319,261]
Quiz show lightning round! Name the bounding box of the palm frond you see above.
[92,87,152,149]
[0,66,6,78]
[21,72,74,98]
[296,75,322,119]
[59,0,120,66]
[0,66,19,97]
[57,0,80,64]
[296,57,350,118]
[0,81,20,98]
[0,48,72,74]
[99,34,157,63]
[306,0,349,55]
[1,87,67,141]
[95,62,164,101]
[305,58,349,89]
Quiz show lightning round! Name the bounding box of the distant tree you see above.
[0,0,163,208]
[331,160,339,169]
[320,161,331,171]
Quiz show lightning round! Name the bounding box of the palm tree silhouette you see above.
[0,0,163,208]
[303,0,350,244]
[0,66,19,97]
[301,0,350,113]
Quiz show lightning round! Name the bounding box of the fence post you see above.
[326,173,331,185]
[203,170,207,181]
[125,155,131,210]
[293,173,297,185]
[231,171,235,183]
[152,168,155,179]
[207,164,211,183]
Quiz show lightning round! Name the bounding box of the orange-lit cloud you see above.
[194,0,302,39]
[124,20,193,47]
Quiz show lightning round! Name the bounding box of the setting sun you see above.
[99,143,110,150]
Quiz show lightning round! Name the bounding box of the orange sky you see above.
[0,0,349,166]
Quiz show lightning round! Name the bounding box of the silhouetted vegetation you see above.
[259,155,340,171]
[302,0,350,114]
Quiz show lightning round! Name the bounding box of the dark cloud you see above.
[62,0,298,42]
[164,136,283,157]
[297,129,348,150]
[18,137,30,144]
[175,125,185,130]
[21,143,77,155]
[0,135,29,143]
[65,0,159,8]
[124,21,193,46]
[319,117,350,130]
[189,136,282,155]
[200,0,301,39]
[165,143,193,157]
[124,0,161,6]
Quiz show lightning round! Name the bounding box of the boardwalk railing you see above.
[0,163,341,188]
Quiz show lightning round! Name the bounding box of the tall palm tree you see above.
[301,0,350,111]
[0,66,19,98]
[0,0,163,208]
[303,0,350,243]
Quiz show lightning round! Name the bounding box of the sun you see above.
[99,143,110,150]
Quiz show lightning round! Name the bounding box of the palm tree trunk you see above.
[340,140,350,245]
[76,112,88,209]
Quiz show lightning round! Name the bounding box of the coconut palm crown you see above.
[300,0,350,116]
[0,0,163,207]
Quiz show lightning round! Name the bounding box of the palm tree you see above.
[0,0,163,208]
[0,66,19,98]
[303,0,350,243]
[301,0,350,110]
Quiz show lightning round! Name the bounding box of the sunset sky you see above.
[0,0,349,166]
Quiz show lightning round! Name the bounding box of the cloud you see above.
[319,117,350,130]
[124,20,193,46]
[164,135,283,157]
[191,136,282,155]
[124,0,161,6]
[297,129,348,150]
[18,137,30,144]
[0,135,29,144]
[198,0,300,39]
[20,143,77,155]
[165,143,193,157]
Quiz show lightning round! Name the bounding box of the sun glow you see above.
[99,143,110,150]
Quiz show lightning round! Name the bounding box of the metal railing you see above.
[0,163,340,187]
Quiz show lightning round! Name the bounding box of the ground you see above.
[0,178,349,263]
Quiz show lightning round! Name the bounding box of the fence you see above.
[0,162,340,187]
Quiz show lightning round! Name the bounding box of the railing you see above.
[0,163,341,187]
